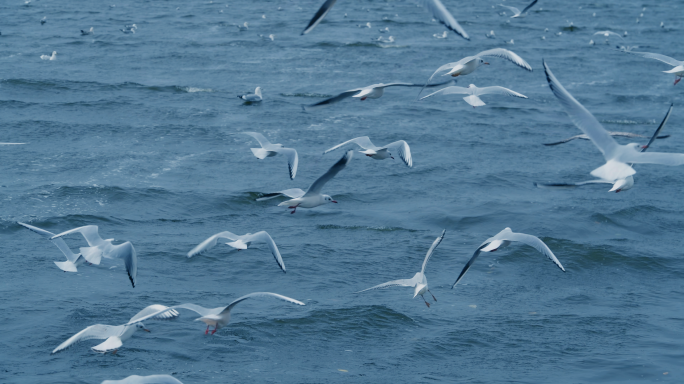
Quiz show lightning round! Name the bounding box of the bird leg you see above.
[675,77,681,85]
[421,295,431,308]
[288,204,299,214]
[211,326,218,335]
[451,73,460,77]
[111,349,118,355]
[361,97,367,101]
[428,289,437,301]
[205,325,210,335]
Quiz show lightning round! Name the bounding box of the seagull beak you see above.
[484,62,490,65]
[641,145,648,149]
[331,200,338,203]
[144,328,151,333]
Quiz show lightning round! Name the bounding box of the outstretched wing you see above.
[383,140,412,167]
[52,324,124,354]
[594,31,624,40]
[109,242,137,288]
[356,274,421,293]
[475,86,528,99]
[499,4,521,16]
[102,375,184,384]
[533,180,614,189]
[626,51,681,67]
[323,136,378,154]
[520,0,539,15]
[494,228,565,272]
[241,132,272,147]
[129,304,180,324]
[301,0,338,35]
[422,0,469,40]
[18,222,81,263]
[421,230,445,274]
[50,225,106,247]
[452,247,485,288]
[420,85,471,100]
[241,231,286,273]
[304,150,353,196]
[308,90,360,107]
[477,48,532,71]
[278,148,298,180]
[223,292,305,314]
[543,134,588,146]
[187,231,240,258]
[643,104,673,151]
[256,188,306,201]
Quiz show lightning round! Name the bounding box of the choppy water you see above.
[2,0,684,383]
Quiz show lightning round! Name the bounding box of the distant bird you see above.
[0,142,25,145]
[187,230,286,273]
[498,0,538,18]
[373,35,394,44]
[120,24,137,34]
[544,60,684,182]
[452,227,564,288]
[18,222,87,272]
[544,132,669,146]
[420,84,527,107]
[52,305,179,354]
[433,31,448,39]
[126,292,305,335]
[485,30,496,38]
[41,16,46,25]
[102,375,183,384]
[50,225,138,287]
[40,51,57,60]
[306,81,452,108]
[594,30,623,40]
[239,132,298,180]
[323,136,412,167]
[258,150,353,214]
[236,22,249,31]
[357,230,445,307]
[81,27,94,35]
[238,86,262,102]
[625,51,684,85]
[418,48,532,98]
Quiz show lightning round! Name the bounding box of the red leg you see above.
[675,77,681,85]
[211,326,217,335]
[428,289,437,301]
[361,97,367,101]
[205,325,210,335]
[288,204,299,214]
[422,295,431,308]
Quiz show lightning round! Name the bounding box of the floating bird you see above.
[102,375,183,384]
[433,31,448,39]
[498,0,539,18]
[418,48,532,98]
[323,136,412,167]
[126,293,305,335]
[357,230,445,308]
[41,16,46,25]
[420,84,527,107]
[544,60,684,181]
[0,142,25,145]
[238,86,262,102]
[18,222,87,272]
[120,24,137,34]
[52,305,179,354]
[452,228,564,288]
[306,81,452,108]
[239,132,298,180]
[187,230,286,273]
[258,150,353,213]
[40,51,57,60]
[80,27,94,35]
[50,225,138,287]
[625,51,684,85]
[236,22,249,31]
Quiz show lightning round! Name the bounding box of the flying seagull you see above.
[543,132,669,146]
[306,81,453,108]
[420,84,527,107]
[625,51,684,85]
[102,375,184,384]
[239,132,298,180]
[18,222,87,272]
[187,230,286,273]
[452,227,564,288]
[81,27,94,35]
[323,136,412,167]
[499,0,539,18]
[357,230,445,307]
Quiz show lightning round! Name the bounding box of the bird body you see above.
[240,132,298,180]
[239,87,262,102]
[41,51,57,60]
[81,27,94,35]
[421,84,527,107]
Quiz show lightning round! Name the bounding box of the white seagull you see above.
[102,375,183,384]
[50,225,138,287]
[452,227,565,288]
[240,132,298,180]
[277,150,353,214]
[626,51,684,85]
[1,142,25,145]
[357,230,445,307]
[41,51,57,60]
[323,136,412,167]
[238,87,262,102]
[52,305,180,354]
[544,60,684,181]
[418,48,532,97]
[18,222,88,272]
[81,27,94,35]
[499,0,538,18]
[187,230,286,272]
[306,81,452,108]
[126,292,305,335]
[420,84,528,107]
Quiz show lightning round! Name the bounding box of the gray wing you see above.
[356,276,420,293]
[323,136,378,154]
[304,150,353,196]
[18,222,81,263]
[240,231,286,273]
[452,247,484,288]
[421,230,445,274]
[278,148,298,180]
[499,5,520,16]
[224,292,305,314]
[256,188,306,201]
[108,242,137,288]
[626,51,682,67]
[533,180,614,189]
[475,86,527,98]
[544,60,619,160]
[520,0,539,15]
[543,134,588,146]
[50,225,106,247]
[493,228,565,271]
[643,104,673,151]
[420,85,471,100]
[241,132,272,147]
[101,375,184,384]
[187,231,240,258]
[129,304,180,324]
[309,90,361,107]
[382,140,412,167]
[477,48,532,71]
[52,324,124,354]
[422,0,469,40]
[301,0,338,35]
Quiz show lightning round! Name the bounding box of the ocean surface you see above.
[1,0,683,383]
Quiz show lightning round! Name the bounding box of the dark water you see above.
[1,0,683,383]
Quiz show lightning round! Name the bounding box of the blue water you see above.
[1,0,683,382]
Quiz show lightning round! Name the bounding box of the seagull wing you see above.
[304,150,353,196]
[477,48,533,71]
[309,90,361,107]
[50,225,106,247]
[493,227,565,271]
[543,134,588,146]
[18,222,81,263]
[356,276,420,293]
[240,231,286,272]
[422,0,469,40]
[626,51,682,67]
[277,148,298,180]
[301,0,338,35]
[223,292,305,314]
[128,304,180,324]
[187,231,240,258]
[382,140,412,167]
[499,5,521,16]
[323,136,378,154]
[101,375,184,384]
[256,188,306,201]
[620,151,684,166]
[241,132,272,147]
[452,247,485,288]
[421,229,445,274]
[520,0,539,15]
[52,324,124,354]
[475,86,528,98]
[643,103,673,151]
[594,31,624,40]
[420,85,471,100]
[108,242,137,288]
[544,60,620,160]
[533,180,614,189]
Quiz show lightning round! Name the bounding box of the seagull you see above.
[40,51,57,61]
[418,48,532,98]
[50,225,138,287]
[125,292,305,335]
[81,27,94,35]
[236,22,249,31]
[544,60,684,182]
[536,103,674,193]
[120,24,137,34]
[239,132,298,180]
[543,132,669,146]
[323,136,412,167]
[238,87,262,102]
[300,0,468,40]
[420,84,527,107]
[52,305,180,354]
[41,16,46,25]
[625,51,684,85]
[306,81,453,108]
[499,0,538,18]
[102,375,183,384]
[187,231,286,273]
[594,30,624,40]
[452,227,564,288]
[0,142,25,145]
[357,230,445,308]
[18,222,87,272]
[434,31,448,39]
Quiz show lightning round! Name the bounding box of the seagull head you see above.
[323,194,337,204]
[609,176,634,193]
[135,323,151,332]
[626,142,646,151]
[478,58,489,66]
